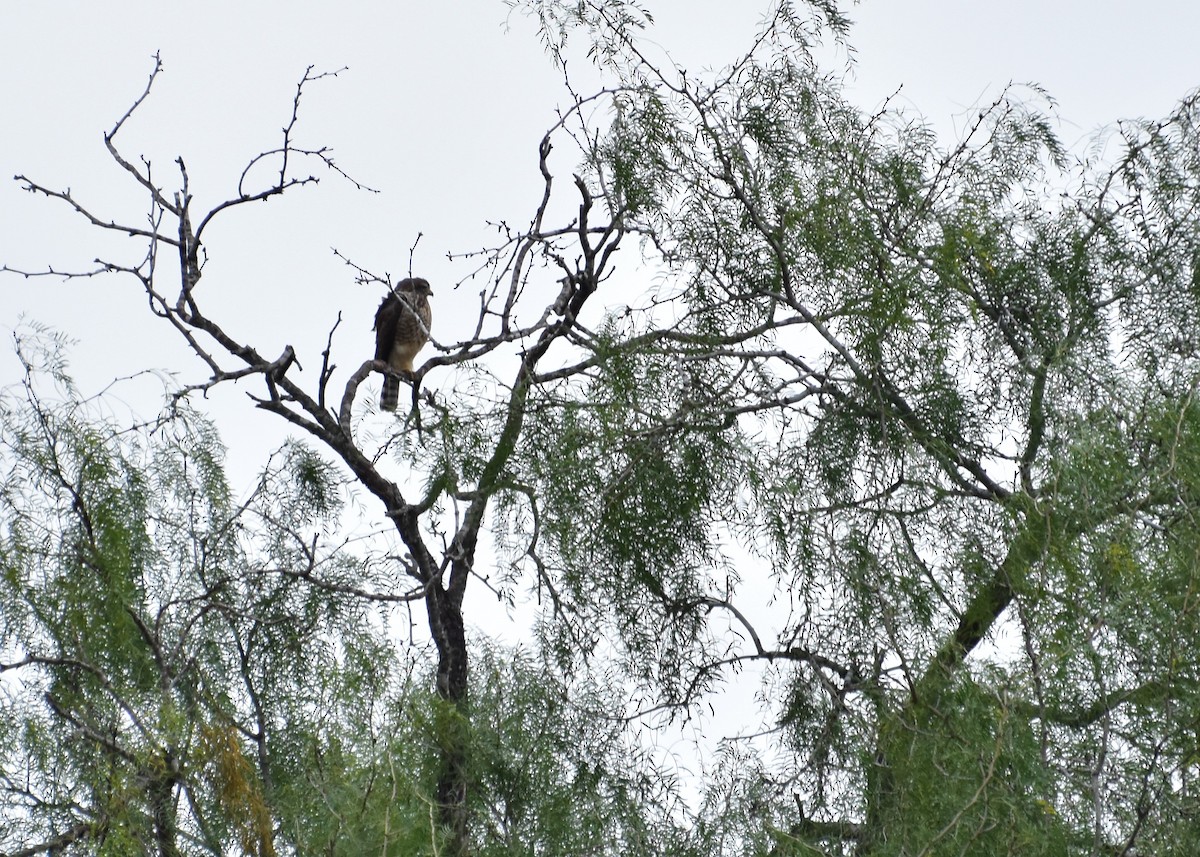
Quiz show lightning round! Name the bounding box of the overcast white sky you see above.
[3,0,1197,442]
[2,1,1198,749]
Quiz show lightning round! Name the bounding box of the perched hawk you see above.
[373,277,433,411]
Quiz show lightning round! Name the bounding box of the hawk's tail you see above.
[380,376,400,412]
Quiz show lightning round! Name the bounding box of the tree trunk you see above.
[427,579,470,855]
[148,753,181,857]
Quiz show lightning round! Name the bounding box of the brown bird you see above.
[373,277,433,411]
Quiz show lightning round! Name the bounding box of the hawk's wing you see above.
[374,293,401,362]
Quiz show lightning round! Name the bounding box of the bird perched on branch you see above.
[373,277,433,411]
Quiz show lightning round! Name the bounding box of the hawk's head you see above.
[397,277,433,298]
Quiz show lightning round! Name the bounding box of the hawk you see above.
[373,277,433,411]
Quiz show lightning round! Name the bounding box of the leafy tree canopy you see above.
[4,1,1200,854]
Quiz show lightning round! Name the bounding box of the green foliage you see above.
[0,340,407,854]
[0,337,707,856]
[504,3,1200,854]
[870,673,1071,856]
[466,644,693,856]
[517,323,743,696]
[9,2,1200,854]
[269,667,441,856]
[602,91,679,218]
